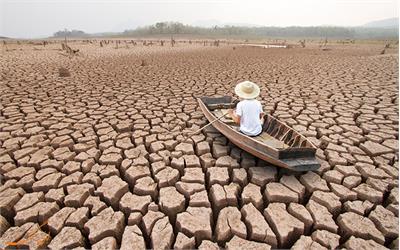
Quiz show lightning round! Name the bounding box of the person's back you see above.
[236,99,263,136]
[229,80,264,136]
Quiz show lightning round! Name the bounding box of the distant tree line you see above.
[122,21,398,39]
[53,29,89,38]
[52,22,398,39]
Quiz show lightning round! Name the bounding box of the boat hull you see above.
[198,97,320,171]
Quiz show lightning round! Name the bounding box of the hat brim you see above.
[234,82,260,99]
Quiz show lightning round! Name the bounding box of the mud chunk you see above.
[0,215,10,235]
[27,147,52,167]
[306,200,337,233]
[322,170,344,184]
[310,191,341,216]
[150,141,165,153]
[176,206,213,244]
[92,237,117,250]
[241,203,277,247]
[366,177,391,193]
[4,166,36,180]
[369,205,399,238]
[388,187,399,204]
[189,190,211,208]
[175,143,194,154]
[360,141,393,156]
[300,171,329,193]
[84,207,125,244]
[48,227,85,250]
[48,207,76,235]
[99,153,123,166]
[127,212,143,226]
[124,165,151,186]
[142,210,165,237]
[196,141,210,155]
[58,171,83,188]
[343,176,362,190]
[344,200,373,216]
[0,222,35,249]
[337,212,385,244]
[215,155,240,169]
[95,175,129,208]
[17,224,51,250]
[159,187,185,219]
[353,183,384,203]
[151,216,174,250]
[199,153,216,169]
[181,167,204,184]
[155,166,180,188]
[265,182,299,203]
[225,235,271,250]
[171,157,185,173]
[249,166,277,187]
[291,235,325,250]
[52,147,76,162]
[163,140,178,151]
[183,154,201,168]
[0,163,16,175]
[356,163,390,179]
[345,236,388,250]
[264,203,304,248]
[13,191,44,212]
[176,181,205,199]
[287,203,314,233]
[120,225,146,250]
[329,183,357,201]
[133,176,158,199]
[62,161,81,175]
[65,207,89,230]
[241,183,263,209]
[232,168,248,186]
[212,143,229,158]
[64,189,89,208]
[0,187,25,219]
[32,172,63,192]
[82,172,102,188]
[119,192,152,215]
[198,240,220,250]
[280,175,305,201]
[83,196,107,216]
[14,201,59,226]
[174,232,195,250]
[67,183,95,195]
[215,206,247,243]
[311,230,340,249]
[334,164,361,177]
[45,188,65,205]
[210,183,239,210]
[207,167,229,186]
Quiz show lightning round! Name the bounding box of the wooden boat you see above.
[198,96,320,171]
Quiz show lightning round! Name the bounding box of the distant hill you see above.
[0,36,10,39]
[363,18,398,28]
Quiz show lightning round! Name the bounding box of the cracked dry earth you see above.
[0,41,398,249]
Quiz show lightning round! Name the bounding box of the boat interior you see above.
[212,109,290,150]
[202,98,315,151]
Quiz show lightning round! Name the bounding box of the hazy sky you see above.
[1,0,398,38]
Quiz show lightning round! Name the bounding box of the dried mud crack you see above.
[0,41,398,249]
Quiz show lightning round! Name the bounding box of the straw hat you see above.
[234,81,260,99]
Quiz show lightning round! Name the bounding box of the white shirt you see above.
[235,99,263,136]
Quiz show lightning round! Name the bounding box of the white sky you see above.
[1,0,398,38]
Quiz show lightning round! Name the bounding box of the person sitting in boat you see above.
[229,81,264,136]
